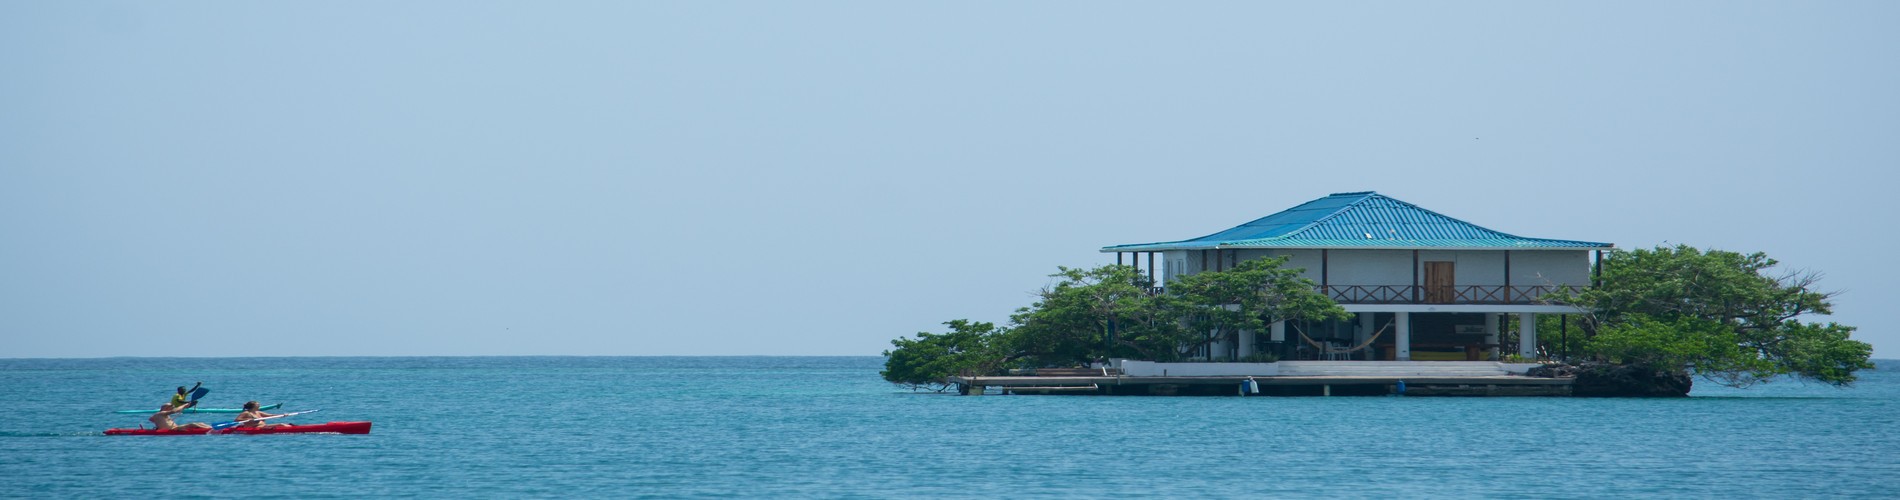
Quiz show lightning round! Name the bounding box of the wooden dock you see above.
[948,373,1572,397]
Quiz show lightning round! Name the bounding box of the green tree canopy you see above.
[880,319,1007,392]
[1165,256,1349,359]
[1006,265,1181,366]
[1586,315,1772,383]
[1580,245,1872,386]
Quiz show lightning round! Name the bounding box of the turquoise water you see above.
[3,356,1897,498]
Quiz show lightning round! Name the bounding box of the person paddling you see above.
[150,402,211,431]
[234,401,285,429]
[169,382,203,408]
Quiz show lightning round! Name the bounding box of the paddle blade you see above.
[188,387,209,402]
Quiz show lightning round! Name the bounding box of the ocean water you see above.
[3,356,1896,498]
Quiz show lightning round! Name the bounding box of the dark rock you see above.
[1525,364,1579,378]
[1572,362,1692,397]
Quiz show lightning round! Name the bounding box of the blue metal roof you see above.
[1102,191,1613,252]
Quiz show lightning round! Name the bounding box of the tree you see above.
[1578,245,1873,387]
[1586,315,1771,382]
[1164,256,1348,360]
[1534,313,1589,361]
[1006,265,1179,366]
[881,320,1007,392]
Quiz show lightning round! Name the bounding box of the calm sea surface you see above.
[3,356,1896,498]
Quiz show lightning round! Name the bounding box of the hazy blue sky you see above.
[4,2,1896,358]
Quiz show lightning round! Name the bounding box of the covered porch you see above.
[1213,305,1585,362]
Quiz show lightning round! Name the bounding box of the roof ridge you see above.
[1356,193,1514,240]
[1268,191,1379,242]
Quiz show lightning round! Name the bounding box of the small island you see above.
[884,192,1872,397]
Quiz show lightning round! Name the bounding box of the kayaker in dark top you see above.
[235,401,284,429]
[150,403,211,431]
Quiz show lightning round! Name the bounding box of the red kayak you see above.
[104,421,372,436]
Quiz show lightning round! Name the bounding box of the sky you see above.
[3,2,1896,358]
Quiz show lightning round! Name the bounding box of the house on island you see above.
[1102,191,1613,362]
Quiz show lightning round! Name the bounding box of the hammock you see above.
[1294,320,1391,355]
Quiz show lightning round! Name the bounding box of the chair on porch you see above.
[1323,340,1351,361]
[1294,321,1393,362]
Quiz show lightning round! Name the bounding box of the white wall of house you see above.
[1164,250,1187,283]
[1325,250,1412,286]
[1510,250,1592,287]
[1265,249,1324,281]
[1170,250,1194,283]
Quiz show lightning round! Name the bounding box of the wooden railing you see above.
[1141,285,1584,305]
[1319,285,1584,305]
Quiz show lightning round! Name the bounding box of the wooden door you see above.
[1424,261,1455,304]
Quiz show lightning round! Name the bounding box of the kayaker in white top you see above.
[234,401,285,429]
[149,402,211,431]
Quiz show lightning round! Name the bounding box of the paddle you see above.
[188,386,208,403]
[211,409,321,432]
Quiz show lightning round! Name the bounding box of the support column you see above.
[1395,312,1411,361]
[1147,252,1156,284]
[1504,251,1513,302]
[1270,321,1288,361]
[1518,312,1538,359]
[1356,313,1374,361]
[1321,249,1330,291]
[1594,250,1603,288]
[1411,250,1420,303]
[1560,314,1569,362]
[1238,329,1254,359]
[1484,313,1500,361]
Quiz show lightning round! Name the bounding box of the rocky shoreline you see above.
[1529,362,1693,397]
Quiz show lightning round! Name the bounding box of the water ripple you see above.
[3,357,1897,497]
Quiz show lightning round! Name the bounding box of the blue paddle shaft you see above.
[211,409,321,431]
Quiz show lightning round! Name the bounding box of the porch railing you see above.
[1142,285,1585,305]
[1319,284,1584,305]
